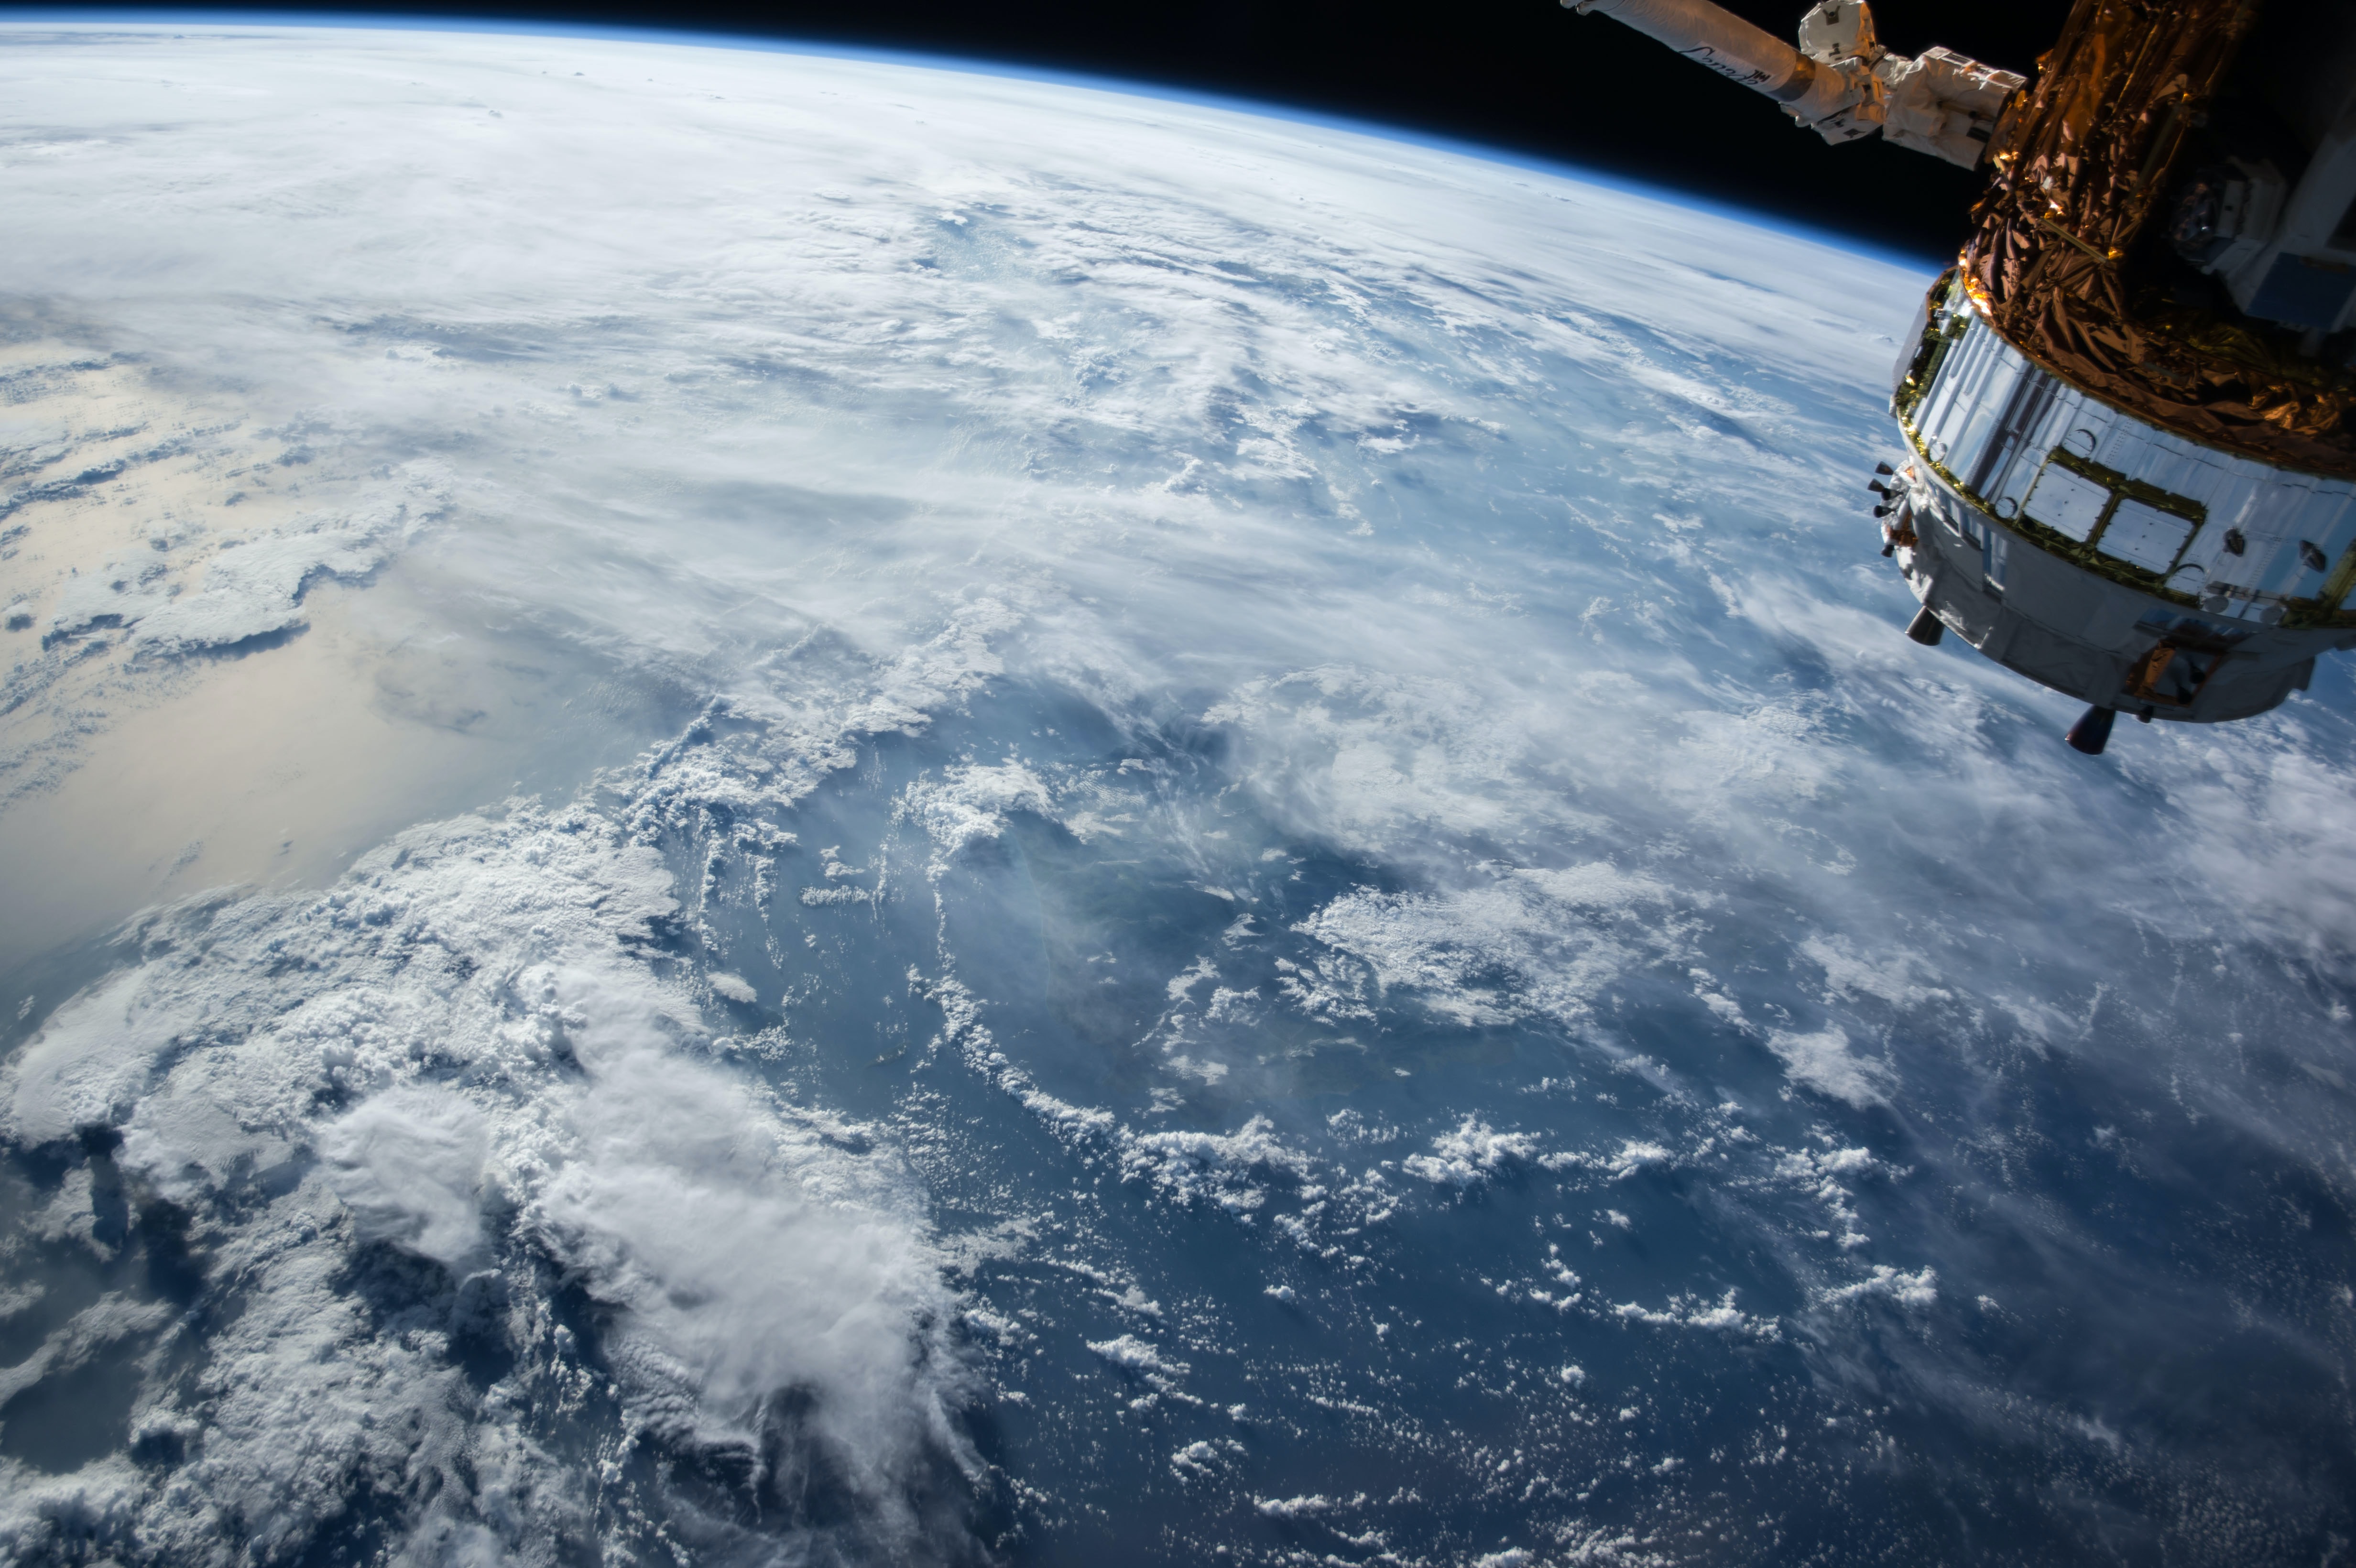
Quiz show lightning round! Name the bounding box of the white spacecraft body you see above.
[1891,277,2356,723]
[1576,0,2356,749]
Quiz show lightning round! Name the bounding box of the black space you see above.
[72,0,2074,258]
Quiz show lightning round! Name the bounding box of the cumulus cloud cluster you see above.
[0,806,973,1564]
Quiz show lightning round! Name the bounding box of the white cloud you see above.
[1255,1493,1332,1518]
[1764,1026,1896,1109]
[1402,1115,1538,1186]
[708,970,759,1003]
[1293,862,1685,1034]
[1611,1289,1779,1339]
[1121,1114,1314,1212]
[897,759,1057,870]
[0,805,972,1564]
[1817,1264,1938,1309]
[1086,1334,1190,1386]
[318,1087,491,1269]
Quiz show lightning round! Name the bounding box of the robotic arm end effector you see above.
[1570,0,2022,170]
[1872,44,2025,168]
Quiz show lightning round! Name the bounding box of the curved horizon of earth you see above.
[0,21,2351,1568]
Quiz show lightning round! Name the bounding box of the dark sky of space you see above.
[81,0,2079,259]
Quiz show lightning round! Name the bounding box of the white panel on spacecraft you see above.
[1888,276,2356,732]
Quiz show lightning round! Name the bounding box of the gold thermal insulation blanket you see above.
[1965,0,2356,477]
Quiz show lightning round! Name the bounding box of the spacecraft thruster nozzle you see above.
[1568,0,2021,169]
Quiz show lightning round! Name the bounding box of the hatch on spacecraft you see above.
[1574,0,2356,753]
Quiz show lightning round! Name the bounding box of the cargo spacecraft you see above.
[1574,0,2356,753]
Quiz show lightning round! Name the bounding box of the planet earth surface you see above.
[1,21,2353,1568]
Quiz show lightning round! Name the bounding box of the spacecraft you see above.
[1574,0,2356,753]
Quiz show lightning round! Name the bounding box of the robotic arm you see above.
[1569,0,2022,169]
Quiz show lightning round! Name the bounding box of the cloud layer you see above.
[0,22,2351,1567]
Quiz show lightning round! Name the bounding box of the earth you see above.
[2,22,2354,1568]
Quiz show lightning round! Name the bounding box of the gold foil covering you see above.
[1964,0,2356,477]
